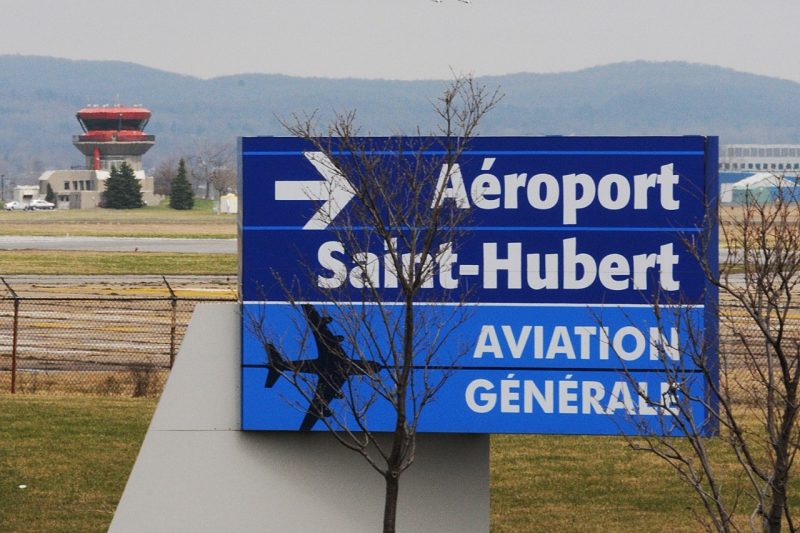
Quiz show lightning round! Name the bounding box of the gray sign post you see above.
[110,303,489,532]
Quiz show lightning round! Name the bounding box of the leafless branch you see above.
[616,176,800,532]
[250,74,501,533]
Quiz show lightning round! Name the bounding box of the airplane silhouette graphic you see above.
[264,304,383,431]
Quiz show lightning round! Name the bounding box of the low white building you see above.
[12,185,41,206]
[38,169,160,209]
[218,193,238,214]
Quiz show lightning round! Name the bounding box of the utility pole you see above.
[1,174,5,202]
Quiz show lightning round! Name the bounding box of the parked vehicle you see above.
[26,199,55,211]
[3,200,24,211]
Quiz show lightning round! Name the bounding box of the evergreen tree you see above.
[103,162,144,209]
[169,158,194,210]
[45,183,56,204]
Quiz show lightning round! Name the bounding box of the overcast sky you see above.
[2,0,799,83]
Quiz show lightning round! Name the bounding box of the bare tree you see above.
[187,142,235,199]
[209,165,236,197]
[246,75,500,533]
[152,157,179,197]
[623,176,800,532]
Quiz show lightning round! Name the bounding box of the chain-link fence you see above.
[0,277,236,397]
[0,273,795,399]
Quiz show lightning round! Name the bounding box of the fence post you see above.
[163,277,178,368]
[2,278,19,394]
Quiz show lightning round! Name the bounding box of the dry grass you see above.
[718,203,800,249]
[0,202,239,275]
[0,250,236,274]
[0,370,169,398]
[0,202,236,238]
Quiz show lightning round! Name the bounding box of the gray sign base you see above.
[109,303,489,532]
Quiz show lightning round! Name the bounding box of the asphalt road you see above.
[0,236,236,254]
[0,235,731,266]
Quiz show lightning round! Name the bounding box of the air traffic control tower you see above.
[38,105,159,208]
[73,105,155,172]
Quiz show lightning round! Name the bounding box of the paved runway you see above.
[0,235,728,263]
[0,236,236,254]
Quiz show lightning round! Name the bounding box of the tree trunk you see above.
[765,452,790,532]
[383,471,400,533]
[380,297,413,532]
[765,386,799,533]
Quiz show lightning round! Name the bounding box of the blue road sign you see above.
[240,136,718,435]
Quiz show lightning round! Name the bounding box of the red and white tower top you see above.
[73,105,155,171]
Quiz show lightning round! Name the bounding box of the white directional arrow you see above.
[274,152,356,230]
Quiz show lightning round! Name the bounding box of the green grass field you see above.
[0,395,156,532]
[1,394,797,532]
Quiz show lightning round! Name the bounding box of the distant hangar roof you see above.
[731,172,797,189]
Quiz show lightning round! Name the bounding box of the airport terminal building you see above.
[720,143,800,177]
[719,144,800,203]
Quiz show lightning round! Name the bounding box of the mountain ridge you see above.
[1,55,798,180]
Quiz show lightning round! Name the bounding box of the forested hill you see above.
[2,55,800,178]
